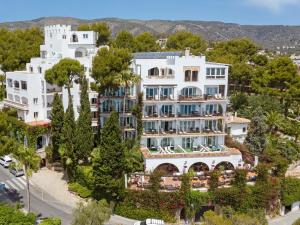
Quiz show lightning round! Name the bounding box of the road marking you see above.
[5,180,20,191]
[10,179,25,190]
[17,177,26,186]
[19,176,34,186]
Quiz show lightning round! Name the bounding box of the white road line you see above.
[16,177,26,186]
[10,179,25,190]
[19,176,34,186]
[5,180,19,191]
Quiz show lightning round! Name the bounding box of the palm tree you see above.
[265,111,283,134]
[13,145,40,212]
[115,70,141,137]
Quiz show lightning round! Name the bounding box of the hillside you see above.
[1,17,300,52]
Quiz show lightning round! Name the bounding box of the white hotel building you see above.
[4,25,243,173]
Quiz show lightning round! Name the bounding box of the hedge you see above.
[282,177,300,206]
[68,182,92,198]
[0,203,36,224]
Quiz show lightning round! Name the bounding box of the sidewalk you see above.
[30,168,81,208]
[269,210,300,225]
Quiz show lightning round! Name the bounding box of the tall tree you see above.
[135,32,159,52]
[60,101,77,179]
[45,58,84,106]
[13,145,40,212]
[78,23,111,46]
[113,30,136,51]
[166,31,207,55]
[50,93,64,161]
[92,47,132,136]
[75,77,94,163]
[72,200,112,225]
[245,108,267,156]
[115,70,140,135]
[92,111,125,202]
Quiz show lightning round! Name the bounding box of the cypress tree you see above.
[75,77,94,163]
[61,101,77,179]
[92,111,125,202]
[50,93,64,161]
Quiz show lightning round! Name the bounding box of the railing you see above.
[178,95,203,101]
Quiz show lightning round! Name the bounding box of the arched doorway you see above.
[154,163,179,176]
[214,161,234,171]
[189,162,209,172]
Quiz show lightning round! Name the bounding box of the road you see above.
[269,210,300,225]
[0,166,137,225]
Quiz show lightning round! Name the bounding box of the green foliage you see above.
[39,218,61,225]
[209,170,220,193]
[207,38,258,64]
[92,47,132,93]
[166,31,207,55]
[0,28,43,72]
[132,92,143,140]
[113,30,136,51]
[282,177,300,206]
[115,204,176,223]
[68,182,92,198]
[203,211,232,225]
[50,93,64,161]
[124,145,143,173]
[244,107,267,156]
[0,203,36,224]
[45,58,84,101]
[230,63,255,92]
[75,77,94,163]
[72,200,112,225]
[92,111,125,202]
[75,165,94,190]
[180,172,193,220]
[78,23,111,46]
[232,169,247,189]
[293,218,300,225]
[61,102,77,179]
[135,32,160,52]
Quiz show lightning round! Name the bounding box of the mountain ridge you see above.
[1,16,300,52]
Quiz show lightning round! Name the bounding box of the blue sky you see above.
[0,0,299,25]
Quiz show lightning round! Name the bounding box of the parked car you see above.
[134,219,165,225]
[0,156,12,168]
[9,167,24,177]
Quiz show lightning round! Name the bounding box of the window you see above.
[83,34,88,39]
[185,70,191,81]
[14,95,20,102]
[148,67,159,76]
[206,68,226,79]
[243,127,247,133]
[14,81,20,89]
[192,71,198,81]
[7,79,13,87]
[34,112,38,119]
[38,67,42,73]
[211,68,215,75]
[221,68,225,75]
[29,66,33,73]
[33,98,38,104]
[72,34,78,42]
[206,68,210,75]
[21,81,27,90]
[91,98,97,105]
[62,34,66,39]
[216,68,220,75]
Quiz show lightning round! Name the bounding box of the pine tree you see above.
[61,101,77,179]
[92,111,125,202]
[245,107,267,156]
[50,93,64,161]
[75,77,94,163]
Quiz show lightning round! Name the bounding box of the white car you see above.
[0,156,12,168]
[134,219,165,225]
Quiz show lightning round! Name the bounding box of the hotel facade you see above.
[3,25,243,173]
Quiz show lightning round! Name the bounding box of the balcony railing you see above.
[178,95,203,101]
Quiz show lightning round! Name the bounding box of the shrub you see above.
[115,204,176,223]
[293,218,300,225]
[282,177,300,206]
[75,165,94,189]
[0,203,36,224]
[40,218,62,225]
[68,182,92,198]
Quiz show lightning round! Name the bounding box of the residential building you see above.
[131,49,244,174]
[225,112,250,144]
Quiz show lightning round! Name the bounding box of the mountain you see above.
[1,17,300,52]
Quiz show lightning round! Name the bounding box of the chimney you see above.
[185,47,190,56]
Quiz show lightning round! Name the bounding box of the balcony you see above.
[144,112,159,118]
[3,99,29,111]
[203,94,226,101]
[46,87,62,94]
[177,111,201,118]
[178,95,203,101]
[160,112,175,118]
[160,95,175,101]
[145,95,159,101]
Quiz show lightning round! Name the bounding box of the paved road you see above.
[0,165,73,224]
[0,166,137,225]
[269,210,300,225]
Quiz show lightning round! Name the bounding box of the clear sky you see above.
[0,0,299,25]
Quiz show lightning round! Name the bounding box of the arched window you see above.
[148,67,159,76]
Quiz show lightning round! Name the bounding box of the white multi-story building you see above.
[132,50,243,174]
[4,25,243,171]
[225,113,250,144]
